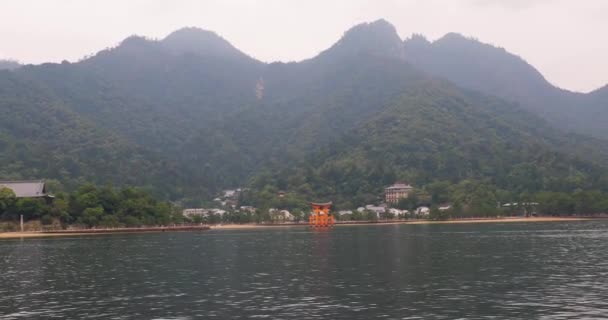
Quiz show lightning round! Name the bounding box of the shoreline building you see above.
[385,182,413,204]
[182,208,226,219]
[0,180,54,202]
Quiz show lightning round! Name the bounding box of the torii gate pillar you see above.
[309,202,334,227]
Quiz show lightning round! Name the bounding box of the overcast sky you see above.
[1,0,606,92]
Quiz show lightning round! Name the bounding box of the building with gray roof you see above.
[0,180,54,200]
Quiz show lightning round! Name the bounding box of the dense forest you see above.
[1,20,607,218]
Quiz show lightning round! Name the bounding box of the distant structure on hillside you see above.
[182,208,226,219]
[385,182,413,204]
[0,180,54,202]
[220,187,246,208]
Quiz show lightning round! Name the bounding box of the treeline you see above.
[188,210,309,225]
[0,183,182,229]
[241,179,608,219]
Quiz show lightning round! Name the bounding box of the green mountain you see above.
[1,20,608,206]
[0,70,183,197]
[403,33,608,139]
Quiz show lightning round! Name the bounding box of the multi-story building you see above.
[385,182,413,204]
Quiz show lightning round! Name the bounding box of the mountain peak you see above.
[163,27,223,44]
[440,32,468,41]
[161,27,254,61]
[433,33,497,51]
[0,59,21,70]
[319,19,404,59]
[118,35,156,48]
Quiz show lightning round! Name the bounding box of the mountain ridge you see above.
[0,59,21,70]
[2,20,608,206]
[161,27,260,62]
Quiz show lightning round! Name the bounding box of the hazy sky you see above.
[1,0,606,92]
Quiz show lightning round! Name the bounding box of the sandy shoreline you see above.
[0,226,210,239]
[210,216,594,230]
[0,232,93,239]
[0,217,596,238]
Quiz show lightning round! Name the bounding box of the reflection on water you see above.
[2,221,608,319]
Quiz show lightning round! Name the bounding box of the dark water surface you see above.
[2,221,608,319]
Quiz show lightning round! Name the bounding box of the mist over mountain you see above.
[403,32,608,138]
[161,27,259,62]
[2,19,608,206]
[0,59,20,70]
[591,85,608,99]
[317,19,404,61]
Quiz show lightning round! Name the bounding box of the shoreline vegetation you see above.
[0,216,597,239]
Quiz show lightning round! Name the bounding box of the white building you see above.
[438,205,452,211]
[388,208,409,218]
[365,205,386,218]
[239,206,257,213]
[269,208,294,221]
[223,189,237,198]
[338,210,353,216]
[211,209,227,216]
[182,208,208,218]
[280,210,294,221]
[416,206,430,216]
[182,208,226,219]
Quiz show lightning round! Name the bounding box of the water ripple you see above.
[2,221,608,319]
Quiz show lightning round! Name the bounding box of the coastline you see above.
[210,216,595,230]
[0,225,210,240]
[0,217,596,238]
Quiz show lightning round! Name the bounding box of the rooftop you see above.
[0,180,51,198]
[385,183,413,190]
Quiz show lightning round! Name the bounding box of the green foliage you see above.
[429,206,447,221]
[536,192,575,216]
[0,183,179,228]
[40,215,53,225]
[0,187,16,213]
[0,72,185,198]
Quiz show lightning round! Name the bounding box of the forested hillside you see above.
[245,80,608,209]
[403,33,608,138]
[0,71,183,197]
[1,20,608,209]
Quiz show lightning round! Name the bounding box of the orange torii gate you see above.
[309,202,334,227]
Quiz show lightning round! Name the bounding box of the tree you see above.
[79,206,104,227]
[536,192,575,216]
[429,205,448,221]
[15,198,47,220]
[0,187,16,215]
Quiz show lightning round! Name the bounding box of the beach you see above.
[0,225,210,239]
[210,216,593,230]
[0,217,594,238]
